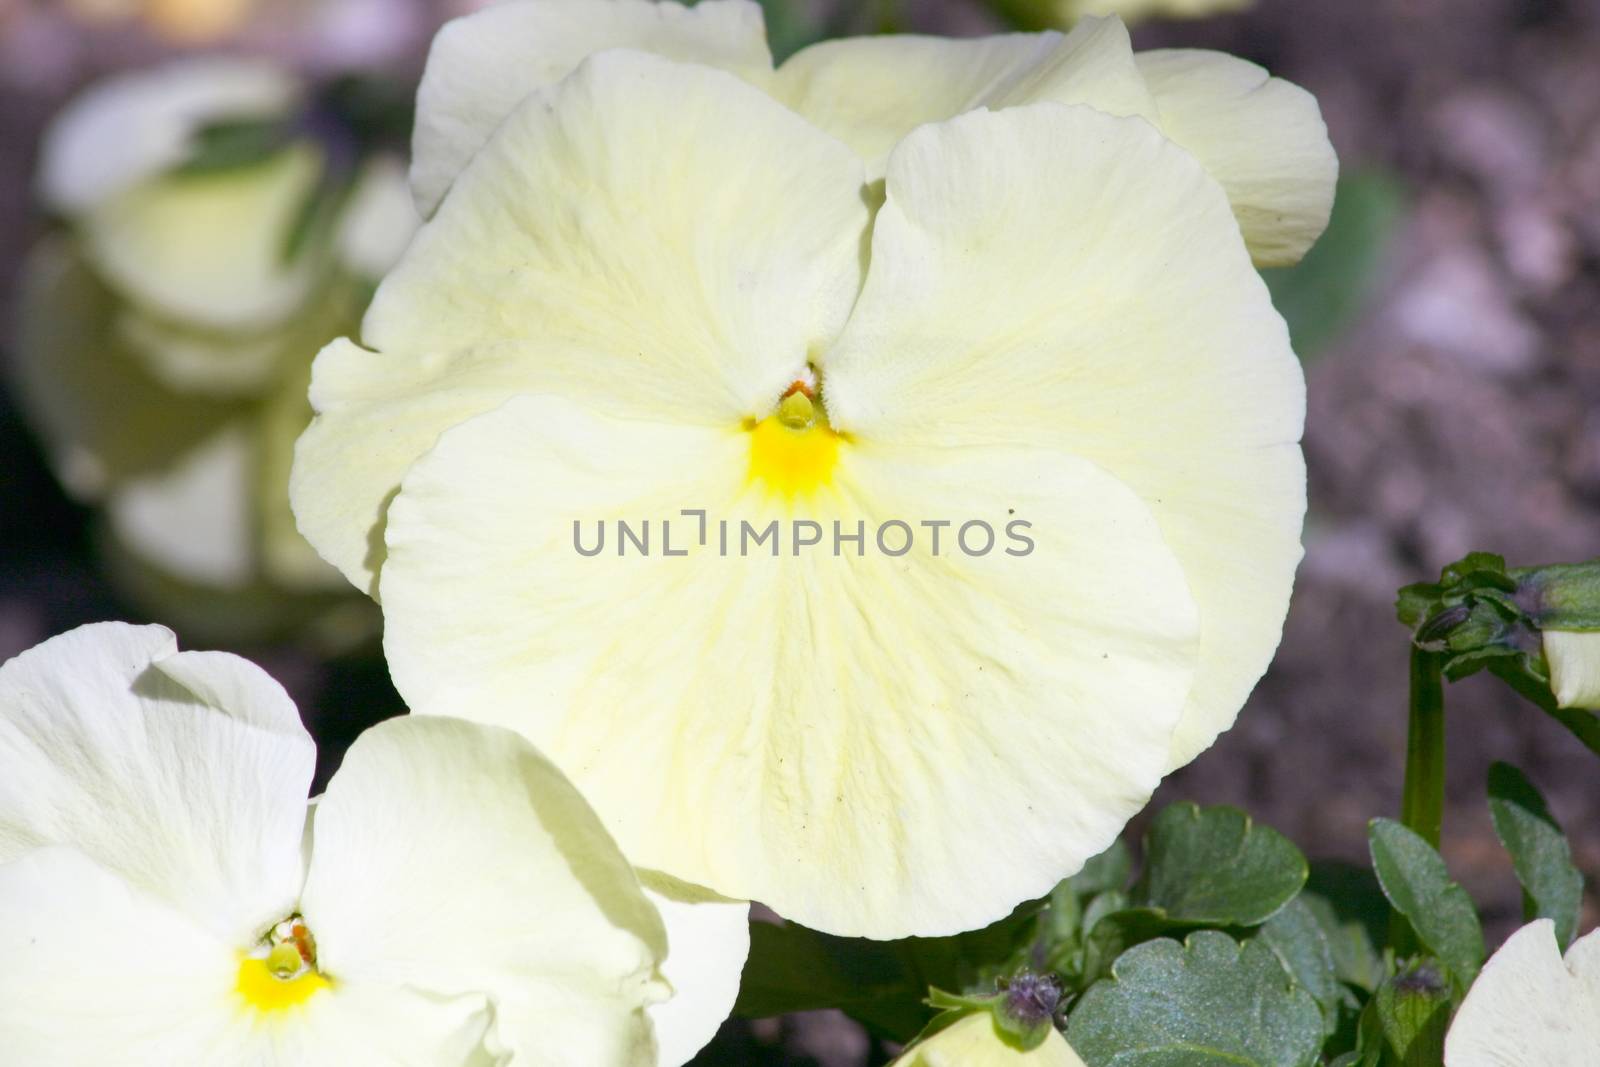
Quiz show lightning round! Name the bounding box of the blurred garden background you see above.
[1,0,1598,1062]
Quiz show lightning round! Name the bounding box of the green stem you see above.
[1400,647,1446,848]
[1390,647,1446,958]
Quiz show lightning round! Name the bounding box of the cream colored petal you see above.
[10,241,240,499]
[81,144,327,331]
[822,104,1304,772]
[1544,630,1600,710]
[107,425,257,590]
[0,623,313,941]
[0,847,246,1064]
[379,394,1196,937]
[37,57,298,214]
[1135,50,1337,267]
[639,870,750,1067]
[293,51,868,595]
[253,984,504,1067]
[411,0,772,216]
[301,716,668,1066]
[1445,921,1600,1067]
[894,1014,1088,1067]
[775,18,1157,175]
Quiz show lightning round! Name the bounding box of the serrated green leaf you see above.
[1080,907,1193,988]
[1367,819,1485,993]
[1138,803,1308,926]
[1486,762,1583,948]
[1068,931,1324,1067]
[1258,898,1344,1039]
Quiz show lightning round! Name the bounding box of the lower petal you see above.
[640,871,751,1067]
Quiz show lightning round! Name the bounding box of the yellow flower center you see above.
[747,383,840,497]
[235,918,330,1013]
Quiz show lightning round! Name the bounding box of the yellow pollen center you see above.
[236,956,330,1012]
[748,391,840,497]
[235,920,329,1013]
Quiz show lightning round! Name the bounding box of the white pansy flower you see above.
[292,39,1307,937]
[0,623,746,1065]
[894,1015,1087,1067]
[408,0,1335,268]
[1444,919,1600,1067]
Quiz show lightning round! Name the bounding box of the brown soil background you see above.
[1,0,1598,1062]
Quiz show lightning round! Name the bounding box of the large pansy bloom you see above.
[293,44,1310,932]
[1444,920,1600,1066]
[0,624,743,1065]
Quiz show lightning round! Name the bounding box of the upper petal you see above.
[639,871,751,1067]
[775,17,1157,176]
[293,50,869,595]
[822,103,1306,772]
[1445,920,1600,1067]
[410,0,773,216]
[300,716,668,1067]
[379,393,1196,936]
[0,623,313,941]
[1135,50,1338,267]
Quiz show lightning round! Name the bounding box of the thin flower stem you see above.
[1401,647,1447,848]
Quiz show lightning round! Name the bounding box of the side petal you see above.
[0,623,314,941]
[0,848,244,1064]
[1445,920,1600,1066]
[775,18,1157,175]
[1135,50,1338,267]
[822,103,1306,773]
[37,57,298,214]
[293,51,869,595]
[411,0,772,216]
[301,716,668,1067]
[379,394,1196,936]
[639,871,750,1067]
[1544,630,1600,710]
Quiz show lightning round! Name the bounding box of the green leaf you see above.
[1367,819,1485,993]
[1301,863,1387,993]
[1257,898,1345,1038]
[1072,839,1135,898]
[1068,931,1324,1067]
[1371,962,1451,1066]
[1262,171,1405,361]
[1138,803,1308,926]
[1486,762,1583,948]
[172,117,292,177]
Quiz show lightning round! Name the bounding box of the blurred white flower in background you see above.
[11,58,419,643]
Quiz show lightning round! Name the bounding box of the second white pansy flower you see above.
[0,623,744,1065]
